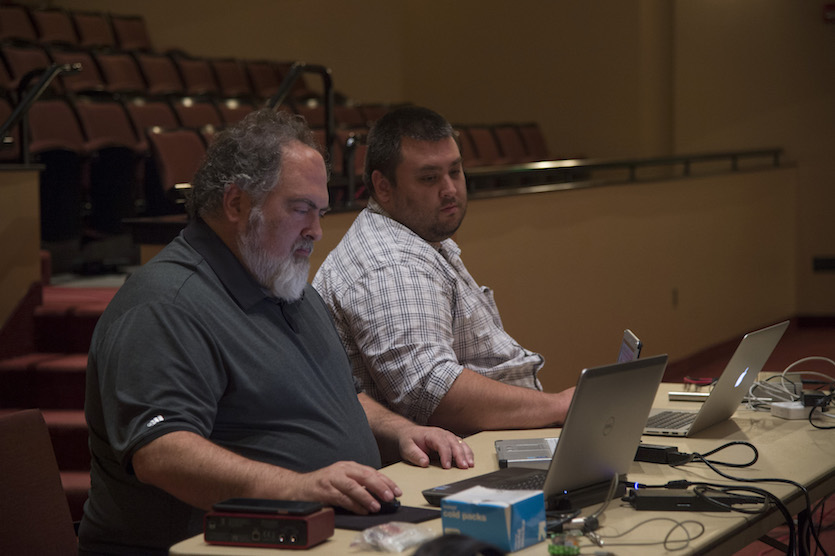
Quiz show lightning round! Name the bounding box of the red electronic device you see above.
[204,499,334,549]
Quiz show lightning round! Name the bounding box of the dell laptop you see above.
[495,329,643,469]
[644,320,789,437]
[422,354,668,510]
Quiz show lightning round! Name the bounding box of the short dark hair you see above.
[188,108,321,219]
[363,106,457,197]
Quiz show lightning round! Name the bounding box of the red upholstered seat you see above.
[0,409,79,555]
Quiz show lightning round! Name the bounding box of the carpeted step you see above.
[0,353,66,408]
[34,286,116,353]
[34,354,88,410]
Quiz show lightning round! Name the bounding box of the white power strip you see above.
[771,401,822,420]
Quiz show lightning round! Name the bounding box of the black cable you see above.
[664,440,757,468]
[691,485,769,514]
[809,392,835,430]
[694,456,823,556]
[632,479,797,555]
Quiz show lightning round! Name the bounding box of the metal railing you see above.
[463,147,784,199]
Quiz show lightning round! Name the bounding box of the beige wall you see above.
[673,1,835,316]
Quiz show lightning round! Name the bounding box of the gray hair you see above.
[188,109,321,219]
[363,106,458,197]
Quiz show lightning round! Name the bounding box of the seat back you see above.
[517,122,550,161]
[0,42,61,94]
[73,97,142,153]
[171,97,223,129]
[493,124,531,164]
[28,98,86,154]
[146,127,207,193]
[174,55,220,97]
[31,8,78,46]
[245,59,281,100]
[124,96,180,138]
[94,51,146,95]
[135,52,184,96]
[109,13,152,51]
[70,11,115,50]
[0,409,78,556]
[464,125,507,166]
[216,98,255,126]
[0,4,37,43]
[210,58,253,98]
[456,127,484,168]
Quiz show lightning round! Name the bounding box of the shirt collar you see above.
[182,218,273,310]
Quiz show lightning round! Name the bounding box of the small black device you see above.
[212,498,323,515]
[625,489,761,511]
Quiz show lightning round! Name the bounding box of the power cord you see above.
[632,443,829,556]
[746,357,835,416]
[635,440,758,468]
[594,517,706,552]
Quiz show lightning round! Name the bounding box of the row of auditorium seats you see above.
[1,3,563,239]
[0,40,319,104]
[2,82,556,240]
[0,3,152,51]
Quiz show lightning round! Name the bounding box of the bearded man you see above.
[78,109,473,555]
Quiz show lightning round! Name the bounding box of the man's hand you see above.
[358,392,475,469]
[290,461,402,515]
[397,424,474,469]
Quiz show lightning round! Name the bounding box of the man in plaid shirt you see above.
[314,107,575,435]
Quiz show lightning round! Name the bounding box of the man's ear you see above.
[222,183,248,224]
[372,170,393,203]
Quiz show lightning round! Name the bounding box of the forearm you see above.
[427,368,574,435]
[132,430,300,510]
[358,392,418,445]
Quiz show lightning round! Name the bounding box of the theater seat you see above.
[0,409,78,556]
[109,13,152,52]
[144,127,206,215]
[70,11,114,50]
[210,58,253,99]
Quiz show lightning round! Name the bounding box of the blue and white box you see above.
[440,486,546,552]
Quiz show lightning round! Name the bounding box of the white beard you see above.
[238,210,312,302]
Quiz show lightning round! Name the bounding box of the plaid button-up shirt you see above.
[313,200,544,424]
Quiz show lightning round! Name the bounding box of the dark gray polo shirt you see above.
[79,219,380,555]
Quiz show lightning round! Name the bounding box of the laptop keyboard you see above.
[646,410,697,429]
[494,471,547,490]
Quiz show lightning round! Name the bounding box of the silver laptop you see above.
[496,329,643,469]
[644,320,789,437]
[422,354,668,510]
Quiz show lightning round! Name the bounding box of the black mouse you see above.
[371,492,400,514]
